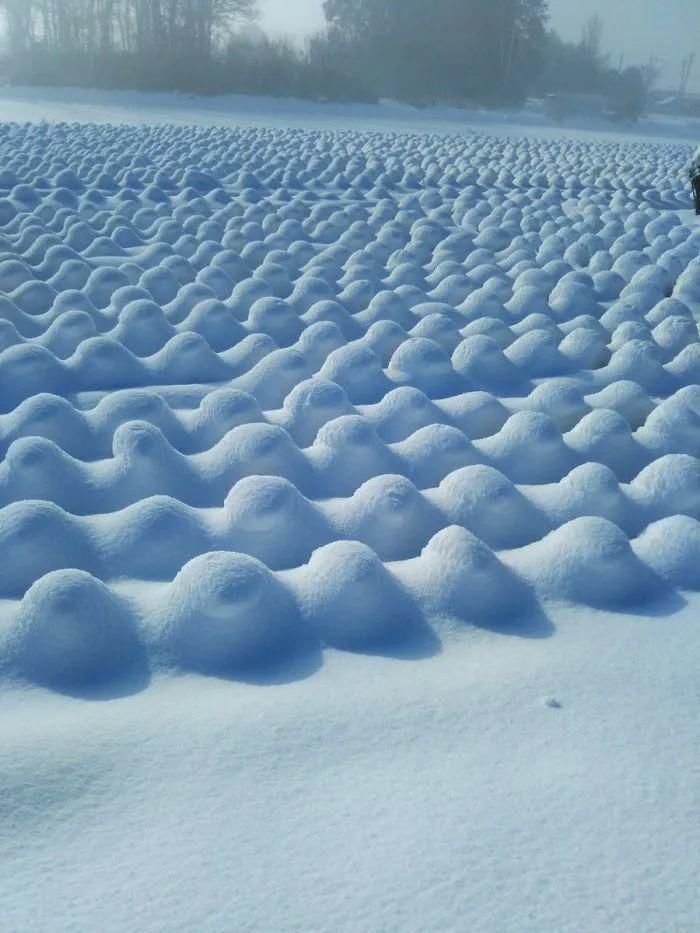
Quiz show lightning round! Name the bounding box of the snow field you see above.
[0,121,699,697]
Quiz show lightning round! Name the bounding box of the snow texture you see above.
[0,95,699,933]
[0,120,698,696]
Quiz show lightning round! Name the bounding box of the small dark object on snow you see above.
[690,145,700,215]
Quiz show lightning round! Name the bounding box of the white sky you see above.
[258,0,700,93]
[258,0,325,39]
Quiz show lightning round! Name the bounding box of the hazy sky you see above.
[258,0,325,38]
[258,0,700,93]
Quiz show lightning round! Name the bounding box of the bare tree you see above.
[580,14,604,66]
[0,0,255,60]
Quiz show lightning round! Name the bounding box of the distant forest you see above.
[0,0,656,116]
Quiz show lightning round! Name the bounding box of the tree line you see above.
[0,0,656,116]
[0,0,258,89]
[2,1,256,56]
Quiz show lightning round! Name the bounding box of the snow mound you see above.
[509,517,667,609]
[163,552,301,675]
[5,569,145,694]
[394,525,541,628]
[292,541,421,651]
[633,516,700,589]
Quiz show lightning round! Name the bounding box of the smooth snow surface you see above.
[0,84,700,144]
[0,109,699,931]
[2,601,700,933]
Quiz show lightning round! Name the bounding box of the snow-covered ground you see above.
[0,94,699,931]
[3,602,700,933]
[1,83,700,144]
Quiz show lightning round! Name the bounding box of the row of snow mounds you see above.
[1,400,699,514]
[0,322,699,412]
[0,214,695,311]
[0,217,695,316]
[2,513,699,695]
[0,122,690,195]
[3,376,694,460]
[0,273,697,361]
[0,193,695,278]
[0,136,696,299]
[0,294,697,405]
[2,453,699,596]
[0,198,698,315]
